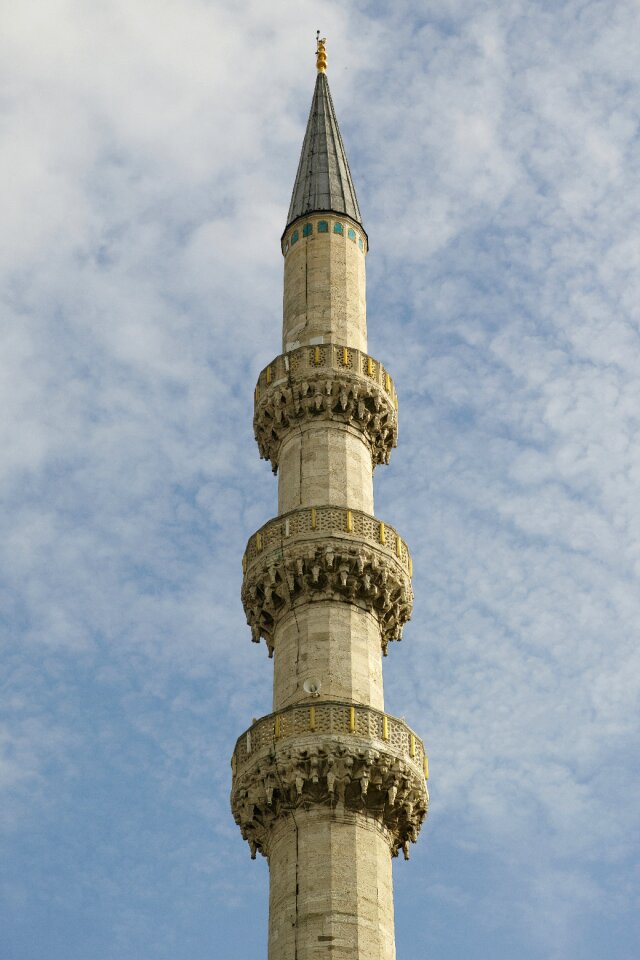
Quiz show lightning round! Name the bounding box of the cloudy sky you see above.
[2,0,639,958]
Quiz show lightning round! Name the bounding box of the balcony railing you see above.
[232,700,428,780]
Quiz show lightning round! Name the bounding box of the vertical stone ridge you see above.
[286,73,363,232]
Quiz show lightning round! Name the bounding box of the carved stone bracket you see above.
[241,507,413,656]
[254,343,398,472]
[231,725,428,861]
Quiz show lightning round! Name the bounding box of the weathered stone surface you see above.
[282,213,368,352]
[267,810,397,960]
[254,341,398,472]
[272,604,384,712]
[231,703,428,861]
[241,506,413,656]
[277,423,375,514]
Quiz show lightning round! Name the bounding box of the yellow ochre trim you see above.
[367,356,374,376]
[385,372,391,392]
[410,734,416,758]
[396,535,402,558]
[382,715,389,741]
[343,347,349,366]
[311,507,317,530]
[266,365,272,384]
[346,510,353,532]
[379,522,386,545]
[349,706,356,732]
[316,34,327,73]
[424,755,429,780]
[314,345,321,365]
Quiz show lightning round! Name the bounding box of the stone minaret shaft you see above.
[231,41,428,960]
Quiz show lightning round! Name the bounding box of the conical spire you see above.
[286,70,363,231]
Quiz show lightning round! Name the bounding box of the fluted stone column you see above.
[230,45,428,960]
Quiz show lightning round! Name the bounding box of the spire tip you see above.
[316,31,327,73]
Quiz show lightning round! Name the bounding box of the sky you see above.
[1,0,639,958]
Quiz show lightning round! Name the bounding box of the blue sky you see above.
[1,1,639,958]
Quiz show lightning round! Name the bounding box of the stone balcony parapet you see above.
[230,700,429,861]
[241,506,413,655]
[253,342,398,471]
[232,700,428,775]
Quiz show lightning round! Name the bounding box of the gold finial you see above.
[316,30,327,73]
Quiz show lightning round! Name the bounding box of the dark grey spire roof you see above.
[286,72,363,232]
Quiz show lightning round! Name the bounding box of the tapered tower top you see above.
[285,37,363,233]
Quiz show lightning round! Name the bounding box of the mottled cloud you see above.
[1,1,639,958]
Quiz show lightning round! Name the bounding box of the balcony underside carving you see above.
[255,374,397,471]
[242,506,413,656]
[253,343,398,472]
[231,735,428,861]
[242,540,412,656]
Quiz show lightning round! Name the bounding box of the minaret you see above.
[231,38,429,959]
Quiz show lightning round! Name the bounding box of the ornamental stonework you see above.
[254,343,398,472]
[241,506,413,656]
[231,703,428,861]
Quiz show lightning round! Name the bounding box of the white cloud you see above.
[1,0,639,957]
